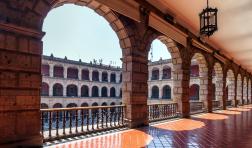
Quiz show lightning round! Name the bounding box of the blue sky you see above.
[42,4,171,67]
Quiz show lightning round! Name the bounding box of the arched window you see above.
[41,64,49,76]
[81,69,89,80]
[67,67,78,79]
[190,65,199,77]
[102,102,107,106]
[67,85,78,97]
[162,66,171,79]
[151,86,159,99]
[189,84,200,100]
[81,85,89,97]
[92,86,99,97]
[110,73,116,83]
[101,87,108,97]
[66,103,77,120]
[81,103,88,107]
[92,71,99,81]
[41,82,49,96]
[53,83,63,96]
[162,85,171,99]
[151,68,159,80]
[53,66,64,78]
[102,72,108,82]
[110,87,116,97]
[53,103,63,108]
[41,103,49,109]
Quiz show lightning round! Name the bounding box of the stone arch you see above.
[41,64,49,76]
[81,85,89,97]
[110,87,116,97]
[151,67,160,80]
[53,65,64,78]
[110,102,115,106]
[53,83,63,96]
[81,102,88,107]
[102,102,107,106]
[67,103,77,108]
[162,85,171,99]
[41,82,49,96]
[67,67,78,79]
[40,103,49,109]
[226,69,235,102]
[66,84,78,97]
[151,85,159,99]
[213,62,223,101]
[102,71,108,82]
[190,53,208,102]
[53,103,63,108]
[81,69,89,80]
[92,86,99,97]
[189,84,200,100]
[243,77,248,104]
[92,70,99,81]
[162,65,171,79]
[110,73,116,83]
[237,74,242,105]
[101,87,108,97]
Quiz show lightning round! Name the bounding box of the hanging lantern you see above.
[199,0,218,37]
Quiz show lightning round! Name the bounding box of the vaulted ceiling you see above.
[148,0,252,72]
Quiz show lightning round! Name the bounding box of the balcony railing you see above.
[212,100,221,110]
[148,103,178,122]
[190,101,204,114]
[41,105,125,142]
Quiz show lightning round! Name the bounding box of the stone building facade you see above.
[41,55,204,108]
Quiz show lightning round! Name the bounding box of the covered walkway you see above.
[46,105,252,148]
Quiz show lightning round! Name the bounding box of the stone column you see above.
[207,65,213,113]
[49,64,54,77]
[0,25,43,146]
[116,73,120,83]
[98,86,101,97]
[241,79,244,105]
[99,71,102,82]
[78,67,82,80]
[222,72,227,109]
[122,54,148,128]
[108,87,110,97]
[64,66,68,79]
[49,83,53,97]
[247,79,249,104]
[234,76,238,107]
[63,85,67,97]
[78,84,81,97]
[180,64,191,117]
[89,69,93,81]
[159,69,163,80]
[108,72,111,82]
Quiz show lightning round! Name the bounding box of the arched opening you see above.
[41,103,49,109]
[190,65,199,77]
[151,68,160,80]
[151,86,159,99]
[162,85,171,99]
[53,65,64,78]
[92,86,99,97]
[66,103,78,121]
[110,87,116,97]
[189,84,200,100]
[81,69,89,80]
[237,74,242,105]
[53,83,63,96]
[53,103,63,121]
[66,84,78,97]
[212,63,223,101]
[102,102,107,106]
[102,71,108,82]
[101,87,108,97]
[67,67,78,79]
[41,103,49,123]
[53,103,63,108]
[41,82,49,96]
[92,71,99,81]
[81,103,88,107]
[162,66,171,79]
[81,85,89,97]
[41,64,50,76]
[226,69,235,106]
[110,73,116,83]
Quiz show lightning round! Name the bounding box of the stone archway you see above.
[212,62,223,107]
[243,77,248,104]
[226,69,235,105]
[190,53,208,109]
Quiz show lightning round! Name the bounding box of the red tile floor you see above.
[46,105,252,148]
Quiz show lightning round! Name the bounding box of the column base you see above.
[0,134,43,147]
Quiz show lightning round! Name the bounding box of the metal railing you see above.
[190,101,204,113]
[148,103,178,122]
[212,100,221,110]
[41,105,125,142]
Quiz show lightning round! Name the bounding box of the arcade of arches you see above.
[1,0,252,146]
